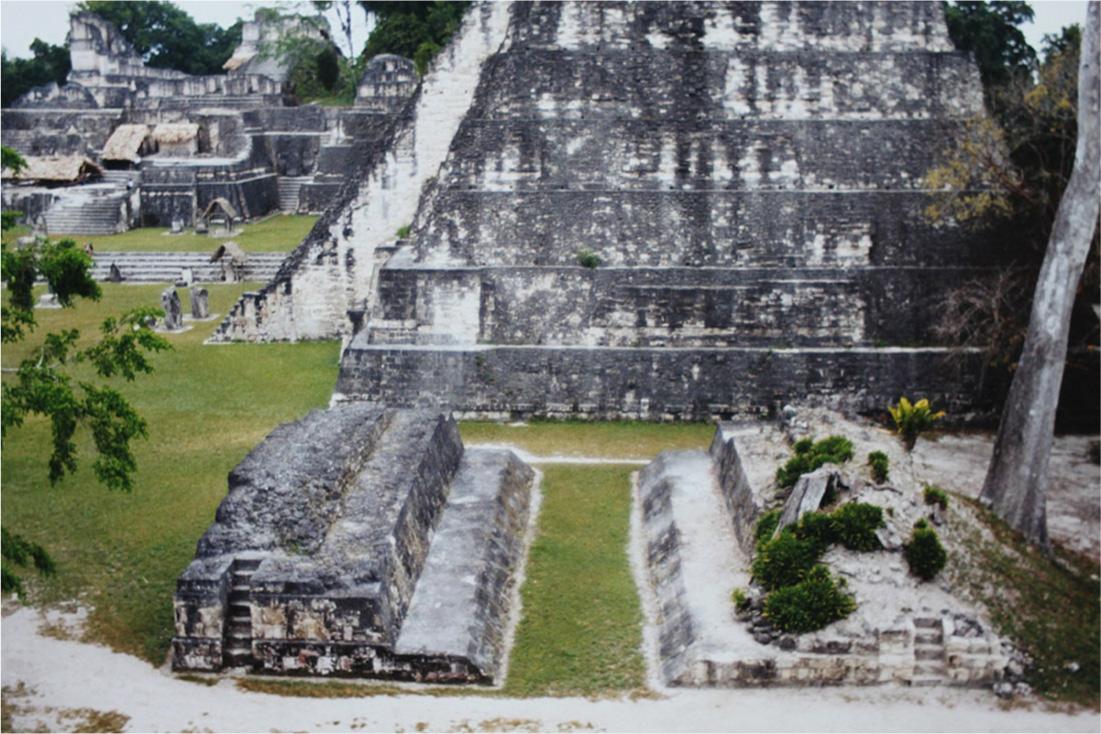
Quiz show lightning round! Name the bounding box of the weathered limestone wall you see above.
[212,2,512,342]
[334,340,988,420]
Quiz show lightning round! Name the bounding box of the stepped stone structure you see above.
[636,423,1009,687]
[173,405,535,681]
[1,11,419,232]
[215,1,1004,420]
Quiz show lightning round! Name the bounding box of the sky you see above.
[0,0,1089,60]
[0,1,373,59]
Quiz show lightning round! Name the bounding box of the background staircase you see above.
[91,251,286,283]
[277,176,311,213]
[222,558,261,668]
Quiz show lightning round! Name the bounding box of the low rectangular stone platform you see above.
[635,423,1007,688]
[172,404,535,683]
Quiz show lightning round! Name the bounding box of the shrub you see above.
[752,530,820,591]
[754,508,781,548]
[904,520,948,581]
[888,397,945,449]
[794,511,836,555]
[831,502,884,552]
[775,435,854,488]
[576,249,601,268]
[395,224,412,239]
[731,587,751,613]
[763,565,857,633]
[923,484,949,510]
[868,450,890,483]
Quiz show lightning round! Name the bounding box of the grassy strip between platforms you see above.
[460,420,713,460]
[1,283,341,664]
[235,464,648,699]
[953,498,1100,709]
[11,214,320,253]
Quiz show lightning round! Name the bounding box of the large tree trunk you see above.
[980,3,1100,547]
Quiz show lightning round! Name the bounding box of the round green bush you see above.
[754,508,781,548]
[868,450,890,483]
[794,511,836,555]
[751,530,820,591]
[904,522,948,581]
[776,435,854,488]
[831,502,884,552]
[763,565,857,633]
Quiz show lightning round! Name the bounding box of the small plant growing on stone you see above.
[775,435,853,488]
[731,587,751,613]
[923,484,949,510]
[794,511,836,555]
[867,450,890,483]
[763,565,856,633]
[752,530,822,591]
[888,396,945,450]
[576,248,601,268]
[754,508,782,548]
[395,224,411,239]
[904,519,947,581]
[830,502,884,552]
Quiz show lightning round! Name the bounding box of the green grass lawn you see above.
[502,464,646,697]
[1,283,341,662]
[43,214,319,253]
[460,420,714,460]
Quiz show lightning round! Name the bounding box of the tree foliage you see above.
[943,1,1037,89]
[1,40,72,108]
[76,1,242,76]
[1,195,171,592]
[928,5,1097,412]
[359,1,469,75]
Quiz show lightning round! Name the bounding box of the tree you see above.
[359,1,469,74]
[1,145,171,591]
[1,39,72,107]
[926,10,1096,414]
[943,1,1037,90]
[979,2,1100,547]
[76,1,242,77]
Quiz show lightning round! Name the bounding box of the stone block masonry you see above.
[215,1,1015,421]
[173,405,535,682]
[634,424,1008,687]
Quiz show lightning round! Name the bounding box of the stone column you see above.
[190,286,209,319]
[161,287,183,330]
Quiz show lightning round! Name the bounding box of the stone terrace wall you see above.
[328,1,1006,419]
[211,2,512,342]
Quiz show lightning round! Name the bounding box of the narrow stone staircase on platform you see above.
[45,190,129,235]
[911,617,947,686]
[223,557,261,668]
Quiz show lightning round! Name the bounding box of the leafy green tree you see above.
[928,12,1097,384]
[359,1,469,74]
[1,145,171,592]
[76,1,242,76]
[1,39,72,107]
[943,1,1036,90]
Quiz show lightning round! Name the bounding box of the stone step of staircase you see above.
[89,252,286,283]
[277,176,311,213]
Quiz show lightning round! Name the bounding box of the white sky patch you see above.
[1,0,374,59]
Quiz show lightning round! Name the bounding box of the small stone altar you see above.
[172,405,535,683]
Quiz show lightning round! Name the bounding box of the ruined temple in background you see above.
[215,1,1005,420]
[0,10,417,233]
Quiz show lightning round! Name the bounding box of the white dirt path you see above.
[2,605,1098,733]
